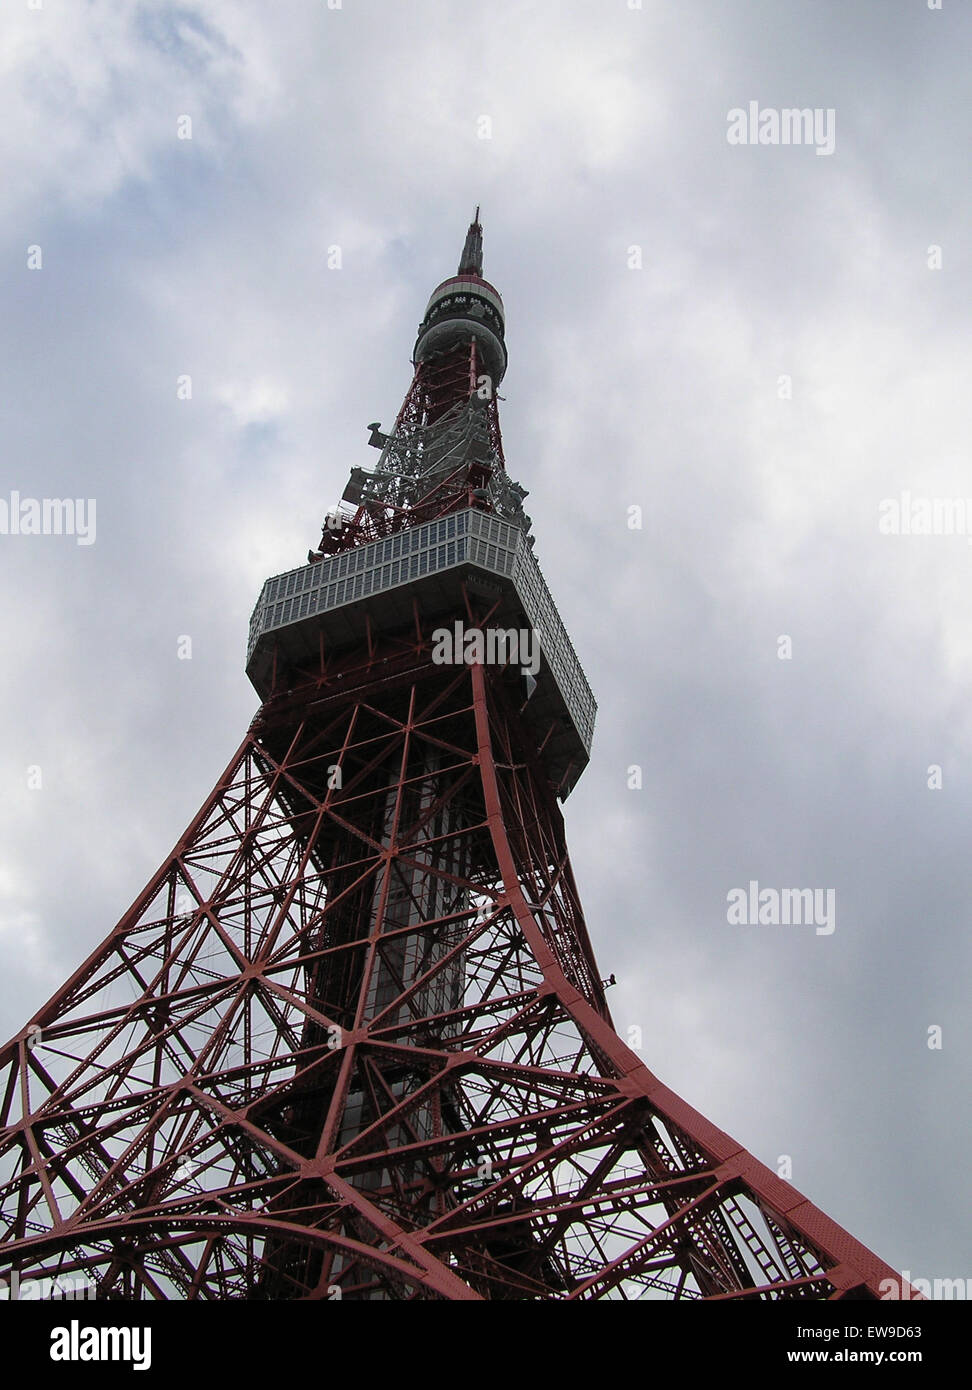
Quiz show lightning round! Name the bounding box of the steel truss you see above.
[0,214,912,1301]
[0,617,905,1300]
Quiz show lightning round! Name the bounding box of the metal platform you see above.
[247,506,596,796]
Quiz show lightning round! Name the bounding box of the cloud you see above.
[0,0,968,1289]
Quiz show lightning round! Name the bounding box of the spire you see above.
[457,206,483,276]
[413,204,507,387]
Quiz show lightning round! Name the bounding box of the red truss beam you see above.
[316,340,506,557]
[0,626,914,1301]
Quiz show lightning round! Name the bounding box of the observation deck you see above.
[247,507,595,798]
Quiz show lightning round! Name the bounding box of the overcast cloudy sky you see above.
[1,0,968,1291]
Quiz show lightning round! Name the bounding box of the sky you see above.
[0,0,968,1292]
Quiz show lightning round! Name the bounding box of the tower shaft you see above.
[0,214,911,1301]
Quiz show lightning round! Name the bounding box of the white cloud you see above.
[0,0,967,1288]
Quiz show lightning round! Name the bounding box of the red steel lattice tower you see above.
[0,216,910,1301]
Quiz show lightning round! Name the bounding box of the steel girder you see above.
[0,629,907,1301]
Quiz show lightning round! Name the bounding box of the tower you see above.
[0,215,909,1301]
